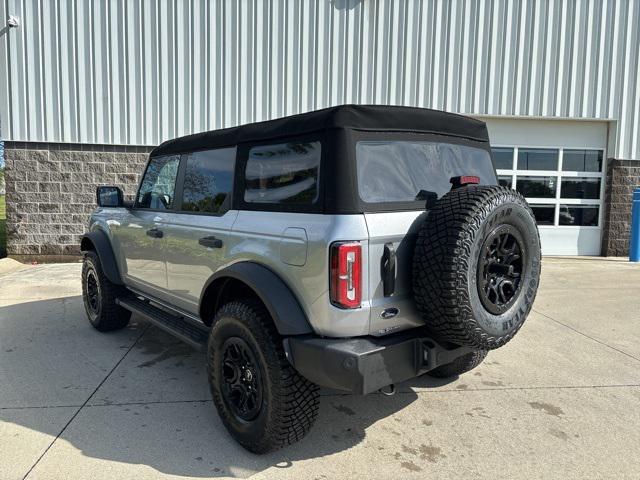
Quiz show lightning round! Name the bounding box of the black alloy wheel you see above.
[477,225,525,315]
[84,269,101,316]
[220,337,264,422]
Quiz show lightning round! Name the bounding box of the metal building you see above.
[1,0,639,257]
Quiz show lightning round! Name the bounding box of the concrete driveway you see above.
[1,258,639,480]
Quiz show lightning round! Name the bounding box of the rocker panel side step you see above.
[116,296,209,350]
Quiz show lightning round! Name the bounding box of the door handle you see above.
[381,242,396,297]
[146,228,164,238]
[199,236,223,248]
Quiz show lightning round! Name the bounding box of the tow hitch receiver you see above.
[419,340,474,373]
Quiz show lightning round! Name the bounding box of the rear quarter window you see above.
[356,141,496,204]
[244,141,321,204]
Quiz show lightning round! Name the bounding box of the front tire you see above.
[81,251,131,332]
[207,301,319,454]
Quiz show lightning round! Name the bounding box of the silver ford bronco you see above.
[81,105,541,453]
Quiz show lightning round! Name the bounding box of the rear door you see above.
[356,138,497,335]
[162,147,238,314]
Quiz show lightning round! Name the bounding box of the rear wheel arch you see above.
[199,262,313,335]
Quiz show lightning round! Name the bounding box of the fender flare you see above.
[201,262,313,335]
[80,230,124,286]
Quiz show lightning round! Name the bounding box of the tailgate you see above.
[364,211,427,336]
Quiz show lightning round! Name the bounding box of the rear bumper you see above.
[283,330,475,395]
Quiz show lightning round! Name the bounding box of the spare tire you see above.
[412,185,541,350]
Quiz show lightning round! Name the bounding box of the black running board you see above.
[116,295,209,351]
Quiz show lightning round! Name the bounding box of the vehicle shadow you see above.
[0,295,456,478]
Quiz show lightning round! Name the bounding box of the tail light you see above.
[330,242,362,309]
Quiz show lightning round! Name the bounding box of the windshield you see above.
[356,140,497,204]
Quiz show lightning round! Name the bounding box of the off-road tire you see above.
[429,350,489,378]
[81,251,131,331]
[207,301,320,454]
[413,185,541,350]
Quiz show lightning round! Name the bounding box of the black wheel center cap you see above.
[477,225,525,315]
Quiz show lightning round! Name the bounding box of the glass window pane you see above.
[245,141,321,204]
[492,147,514,170]
[498,175,513,189]
[356,141,497,203]
[182,148,236,213]
[560,177,601,199]
[517,148,559,171]
[136,155,180,209]
[529,204,555,226]
[515,176,557,198]
[559,205,599,226]
[562,150,603,172]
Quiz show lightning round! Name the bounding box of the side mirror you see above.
[96,186,124,208]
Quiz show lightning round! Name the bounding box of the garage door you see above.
[482,118,609,256]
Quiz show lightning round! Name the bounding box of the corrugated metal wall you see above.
[1,0,639,158]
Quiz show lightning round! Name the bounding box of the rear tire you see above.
[207,301,319,454]
[81,251,131,332]
[428,350,488,378]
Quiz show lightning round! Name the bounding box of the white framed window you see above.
[492,146,605,229]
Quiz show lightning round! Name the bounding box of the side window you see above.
[181,148,236,213]
[136,155,180,210]
[244,141,321,204]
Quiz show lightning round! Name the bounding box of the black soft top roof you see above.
[151,104,489,157]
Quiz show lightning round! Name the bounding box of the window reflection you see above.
[559,205,599,226]
[517,148,558,171]
[498,175,513,189]
[560,177,600,199]
[562,150,603,172]
[516,176,557,198]
[492,148,514,170]
[529,204,555,225]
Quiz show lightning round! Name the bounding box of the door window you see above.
[181,148,236,213]
[136,155,180,210]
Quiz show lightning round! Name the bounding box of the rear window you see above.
[244,141,321,204]
[356,141,496,204]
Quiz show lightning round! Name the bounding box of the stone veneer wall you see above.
[601,159,640,257]
[3,142,152,258]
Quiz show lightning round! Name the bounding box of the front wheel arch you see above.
[80,230,123,286]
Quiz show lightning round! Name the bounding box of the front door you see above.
[114,154,181,296]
